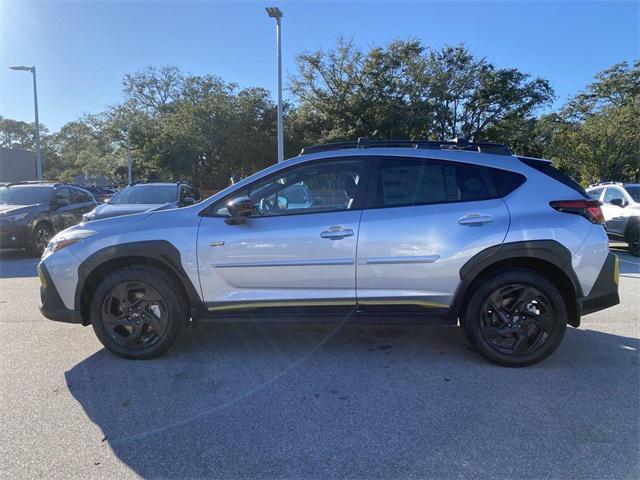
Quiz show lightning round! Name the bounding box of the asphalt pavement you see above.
[0,245,638,479]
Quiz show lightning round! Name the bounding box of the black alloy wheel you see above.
[480,284,554,356]
[462,270,567,367]
[29,223,52,257]
[91,265,186,359]
[101,281,169,349]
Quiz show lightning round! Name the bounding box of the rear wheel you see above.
[90,265,187,359]
[27,222,52,257]
[462,270,567,367]
[626,224,639,257]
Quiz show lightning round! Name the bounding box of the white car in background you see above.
[587,182,640,256]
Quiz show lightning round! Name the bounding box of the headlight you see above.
[42,229,96,258]
[3,213,29,222]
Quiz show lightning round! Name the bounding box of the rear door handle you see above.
[320,227,354,240]
[458,214,493,226]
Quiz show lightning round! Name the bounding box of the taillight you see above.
[550,199,604,224]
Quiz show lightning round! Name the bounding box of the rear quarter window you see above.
[519,157,588,198]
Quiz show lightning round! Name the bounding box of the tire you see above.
[27,222,53,257]
[90,265,187,359]
[462,269,567,367]
[626,223,640,257]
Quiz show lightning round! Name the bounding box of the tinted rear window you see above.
[519,157,588,198]
[370,157,525,208]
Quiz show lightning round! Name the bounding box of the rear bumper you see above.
[38,263,83,324]
[578,253,620,317]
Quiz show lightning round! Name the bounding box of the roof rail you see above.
[4,180,60,187]
[300,137,512,156]
[589,181,623,187]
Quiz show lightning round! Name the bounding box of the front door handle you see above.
[458,214,493,226]
[320,227,354,240]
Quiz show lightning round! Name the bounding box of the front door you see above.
[601,187,627,235]
[356,156,514,309]
[197,158,366,311]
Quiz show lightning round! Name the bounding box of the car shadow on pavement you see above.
[64,323,639,479]
[0,250,38,278]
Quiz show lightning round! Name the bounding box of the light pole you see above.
[265,6,284,163]
[126,128,133,185]
[10,66,42,180]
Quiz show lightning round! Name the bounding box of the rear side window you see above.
[370,157,525,208]
[519,157,588,198]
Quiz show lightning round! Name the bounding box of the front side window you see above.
[371,157,523,208]
[603,187,626,205]
[214,159,363,217]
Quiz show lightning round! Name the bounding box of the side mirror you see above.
[225,196,253,225]
[181,196,196,207]
[609,198,625,208]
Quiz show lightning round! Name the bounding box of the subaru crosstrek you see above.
[38,139,620,366]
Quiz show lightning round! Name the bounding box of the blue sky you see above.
[1,0,638,132]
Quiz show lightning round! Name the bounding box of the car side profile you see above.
[586,182,640,256]
[38,139,619,366]
[0,181,97,256]
[82,181,200,222]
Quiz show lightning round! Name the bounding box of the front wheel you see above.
[27,222,52,257]
[90,265,187,359]
[462,270,567,367]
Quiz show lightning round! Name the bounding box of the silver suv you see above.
[586,182,640,256]
[37,139,619,366]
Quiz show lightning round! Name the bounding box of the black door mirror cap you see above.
[609,198,625,208]
[225,196,253,225]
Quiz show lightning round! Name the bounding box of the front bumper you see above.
[578,253,620,316]
[0,223,31,248]
[38,263,83,324]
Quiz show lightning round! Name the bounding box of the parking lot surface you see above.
[0,245,638,479]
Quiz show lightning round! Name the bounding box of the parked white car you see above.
[587,182,640,256]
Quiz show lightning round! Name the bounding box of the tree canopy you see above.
[1,40,637,187]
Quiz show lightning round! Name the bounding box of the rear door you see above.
[356,156,518,310]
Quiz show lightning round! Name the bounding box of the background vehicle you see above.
[38,139,619,366]
[587,182,640,256]
[0,181,97,256]
[82,181,200,222]
[72,184,117,203]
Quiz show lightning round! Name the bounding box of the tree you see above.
[290,40,554,143]
[546,61,640,184]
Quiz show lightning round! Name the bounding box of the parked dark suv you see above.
[0,181,98,256]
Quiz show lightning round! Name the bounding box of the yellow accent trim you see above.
[613,255,619,286]
[358,298,449,309]
[38,266,47,289]
[207,299,355,311]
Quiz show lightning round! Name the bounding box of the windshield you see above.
[0,187,52,205]
[625,186,640,202]
[109,185,177,205]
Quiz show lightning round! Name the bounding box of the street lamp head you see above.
[265,7,283,19]
[10,66,34,72]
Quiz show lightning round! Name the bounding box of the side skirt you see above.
[197,303,458,326]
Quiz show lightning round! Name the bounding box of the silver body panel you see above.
[41,147,611,313]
